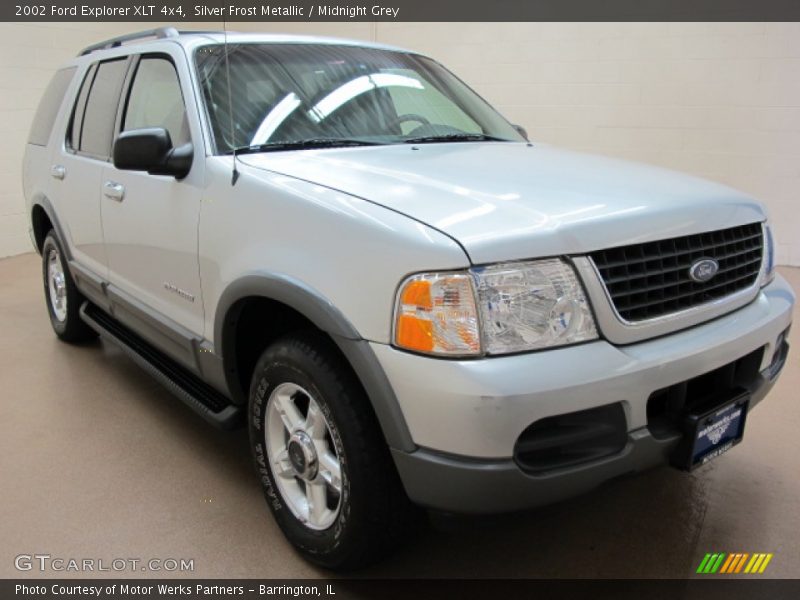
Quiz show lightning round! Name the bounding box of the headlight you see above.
[393,258,598,357]
[762,222,776,287]
[472,258,598,354]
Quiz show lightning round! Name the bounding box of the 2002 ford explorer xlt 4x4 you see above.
[23,29,794,569]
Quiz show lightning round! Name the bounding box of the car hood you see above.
[238,142,765,264]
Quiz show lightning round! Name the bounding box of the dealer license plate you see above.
[676,391,749,471]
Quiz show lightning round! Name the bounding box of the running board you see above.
[79,302,241,430]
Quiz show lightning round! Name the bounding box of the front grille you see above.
[590,223,763,322]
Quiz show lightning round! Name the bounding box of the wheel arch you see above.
[214,273,415,452]
[30,195,70,258]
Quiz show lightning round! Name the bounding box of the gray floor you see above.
[1,252,798,578]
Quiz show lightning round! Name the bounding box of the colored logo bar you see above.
[696,553,773,574]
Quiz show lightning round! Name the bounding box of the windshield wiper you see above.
[231,138,384,154]
[402,133,511,144]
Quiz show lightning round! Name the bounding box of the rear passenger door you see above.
[54,58,130,277]
[100,52,205,339]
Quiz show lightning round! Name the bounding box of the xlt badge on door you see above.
[163,282,195,302]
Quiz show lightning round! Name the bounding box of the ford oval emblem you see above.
[689,258,719,283]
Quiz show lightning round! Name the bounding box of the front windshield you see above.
[194,43,525,152]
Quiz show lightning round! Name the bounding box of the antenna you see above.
[223,17,240,185]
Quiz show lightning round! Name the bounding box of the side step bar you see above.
[80,302,241,430]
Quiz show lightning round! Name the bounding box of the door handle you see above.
[50,165,66,180]
[103,181,125,202]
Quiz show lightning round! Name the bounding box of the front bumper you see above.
[373,274,794,513]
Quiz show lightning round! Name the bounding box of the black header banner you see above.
[4,579,800,600]
[4,0,800,22]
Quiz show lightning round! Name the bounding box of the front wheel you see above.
[41,231,97,343]
[248,332,416,570]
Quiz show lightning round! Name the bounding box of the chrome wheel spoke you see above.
[318,450,342,494]
[273,389,304,432]
[304,401,326,440]
[273,448,295,480]
[305,480,328,526]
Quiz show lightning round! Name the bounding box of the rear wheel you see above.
[248,331,416,570]
[41,231,97,343]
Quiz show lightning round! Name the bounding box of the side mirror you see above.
[113,127,193,179]
[513,124,529,141]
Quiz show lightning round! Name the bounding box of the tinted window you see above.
[29,67,76,146]
[194,44,523,153]
[385,68,480,135]
[124,57,189,146]
[80,58,128,158]
[68,63,96,151]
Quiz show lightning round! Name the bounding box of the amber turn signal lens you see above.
[396,314,434,352]
[393,273,480,356]
[399,279,432,310]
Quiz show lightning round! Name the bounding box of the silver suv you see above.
[23,28,794,569]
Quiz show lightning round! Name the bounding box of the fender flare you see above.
[214,272,416,452]
[30,194,71,259]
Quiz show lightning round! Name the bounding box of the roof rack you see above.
[78,27,180,56]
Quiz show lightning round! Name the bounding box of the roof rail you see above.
[78,27,179,56]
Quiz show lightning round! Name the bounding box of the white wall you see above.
[1,22,798,263]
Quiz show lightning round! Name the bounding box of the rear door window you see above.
[28,67,76,146]
[77,58,128,159]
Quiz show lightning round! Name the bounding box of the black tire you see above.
[248,331,417,570]
[41,231,97,343]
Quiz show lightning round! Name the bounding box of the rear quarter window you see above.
[28,67,76,146]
